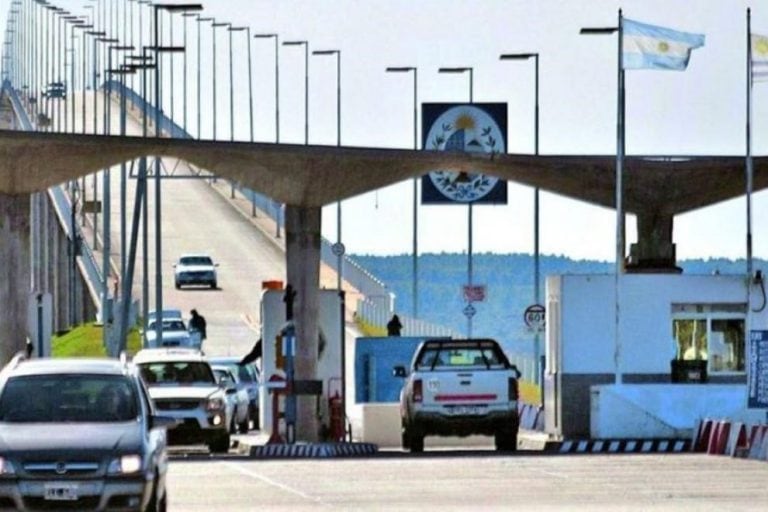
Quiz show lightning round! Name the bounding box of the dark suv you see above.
[0,354,175,511]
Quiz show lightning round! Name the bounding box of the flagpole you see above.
[615,8,625,386]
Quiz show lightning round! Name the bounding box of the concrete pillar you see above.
[285,205,321,442]
[627,210,681,273]
[0,193,31,364]
[54,215,69,333]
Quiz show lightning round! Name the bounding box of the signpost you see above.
[748,330,768,409]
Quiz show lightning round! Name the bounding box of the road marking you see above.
[219,461,331,507]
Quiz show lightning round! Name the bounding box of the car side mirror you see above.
[392,365,406,378]
[150,415,178,430]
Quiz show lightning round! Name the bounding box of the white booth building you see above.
[544,273,767,440]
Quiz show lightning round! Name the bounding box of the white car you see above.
[211,365,250,433]
[174,254,218,289]
[134,348,231,453]
[144,309,202,349]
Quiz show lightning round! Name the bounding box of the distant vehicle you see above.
[134,348,230,453]
[211,365,250,434]
[393,338,521,453]
[208,356,260,427]
[144,309,202,349]
[0,354,175,511]
[173,254,218,289]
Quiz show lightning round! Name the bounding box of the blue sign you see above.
[748,330,768,408]
[421,103,508,205]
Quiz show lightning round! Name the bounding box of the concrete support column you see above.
[285,204,321,442]
[628,210,680,273]
[54,215,69,333]
[0,193,31,363]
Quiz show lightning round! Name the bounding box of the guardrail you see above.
[2,80,105,305]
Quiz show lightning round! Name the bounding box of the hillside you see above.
[351,253,763,358]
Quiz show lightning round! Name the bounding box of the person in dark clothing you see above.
[239,338,262,366]
[387,314,403,337]
[189,309,207,340]
[283,284,297,321]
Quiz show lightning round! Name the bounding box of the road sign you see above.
[463,284,486,303]
[463,304,476,318]
[331,242,346,257]
[524,304,546,333]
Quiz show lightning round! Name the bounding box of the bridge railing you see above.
[2,80,105,305]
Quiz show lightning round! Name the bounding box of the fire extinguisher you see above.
[328,390,344,442]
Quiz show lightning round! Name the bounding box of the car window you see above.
[0,374,138,423]
[139,362,216,385]
[180,256,212,266]
[416,347,505,370]
[163,320,186,331]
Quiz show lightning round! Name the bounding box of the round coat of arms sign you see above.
[425,105,506,203]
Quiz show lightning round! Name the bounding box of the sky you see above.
[5,0,768,262]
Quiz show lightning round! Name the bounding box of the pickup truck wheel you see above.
[401,426,410,450]
[494,430,518,452]
[409,432,424,453]
[208,432,231,454]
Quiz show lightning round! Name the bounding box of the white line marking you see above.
[220,461,330,507]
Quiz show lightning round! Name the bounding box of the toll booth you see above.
[544,273,768,440]
[259,288,342,439]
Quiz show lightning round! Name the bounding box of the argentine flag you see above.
[623,18,705,71]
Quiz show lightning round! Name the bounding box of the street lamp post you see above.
[253,33,279,143]
[255,33,282,236]
[211,21,230,141]
[385,66,419,319]
[580,16,623,385]
[499,51,542,391]
[150,3,202,344]
[313,48,345,429]
[196,16,213,138]
[282,40,308,144]
[438,66,474,338]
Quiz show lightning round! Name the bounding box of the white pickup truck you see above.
[393,338,521,453]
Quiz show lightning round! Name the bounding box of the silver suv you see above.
[134,349,230,453]
[0,354,174,511]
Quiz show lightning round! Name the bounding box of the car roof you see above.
[207,356,240,364]
[179,253,212,259]
[4,357,131,378]
[148,309,183,319]
[133,348,207,364]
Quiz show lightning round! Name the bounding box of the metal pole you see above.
[247,28,253,142]
[275,35,279,144]
[412,69,418,319]
[153,5,162,344]
[615,10,625,385]
[468,68,474,339]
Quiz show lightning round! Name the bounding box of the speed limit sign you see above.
[524,304,545,333]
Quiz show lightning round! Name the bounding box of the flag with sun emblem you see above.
[623,18,705,71]
[421,103,507,204]
[752,33,768,83]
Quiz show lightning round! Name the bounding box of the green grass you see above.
[52,323,142,358]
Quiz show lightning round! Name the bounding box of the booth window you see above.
[672,315,745,374]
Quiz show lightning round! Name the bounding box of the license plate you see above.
[452,405,479,415]
[44,483,78,501]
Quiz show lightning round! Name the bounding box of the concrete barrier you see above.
[725,422,749,457]
[706,421,722,455]
[693,419,713,452]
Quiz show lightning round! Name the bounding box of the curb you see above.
[241,442,379,459]
[550,438,690,454]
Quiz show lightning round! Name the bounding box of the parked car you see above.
[134,348,231,453]
[0,353,175,511]
[393,338,521,453]
[211,365,250,434]
[173,254,218,289]
[208,356,261,427]
[144,309,202,349]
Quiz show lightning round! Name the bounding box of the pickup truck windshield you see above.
[416,346,505,370]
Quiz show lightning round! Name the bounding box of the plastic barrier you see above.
[714,421,731,455]
[706,420,721,455]
[747,425,768,460]
[725,422,749,457]
[694,419,713,453]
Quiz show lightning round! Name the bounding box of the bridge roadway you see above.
[164,451,768,511]
[76,92,355,358]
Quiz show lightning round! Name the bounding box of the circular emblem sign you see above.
[425,105,505,203]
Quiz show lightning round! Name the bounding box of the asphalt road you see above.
[165,452,768,511]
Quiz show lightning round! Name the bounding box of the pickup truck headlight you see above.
[0,457,16,476]
[107,455,142,475]
[206,397,225,411]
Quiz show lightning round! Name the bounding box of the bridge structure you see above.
[2,1,768,442]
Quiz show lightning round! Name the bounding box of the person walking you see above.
[387,314,403,337]
[189,309,207,340]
